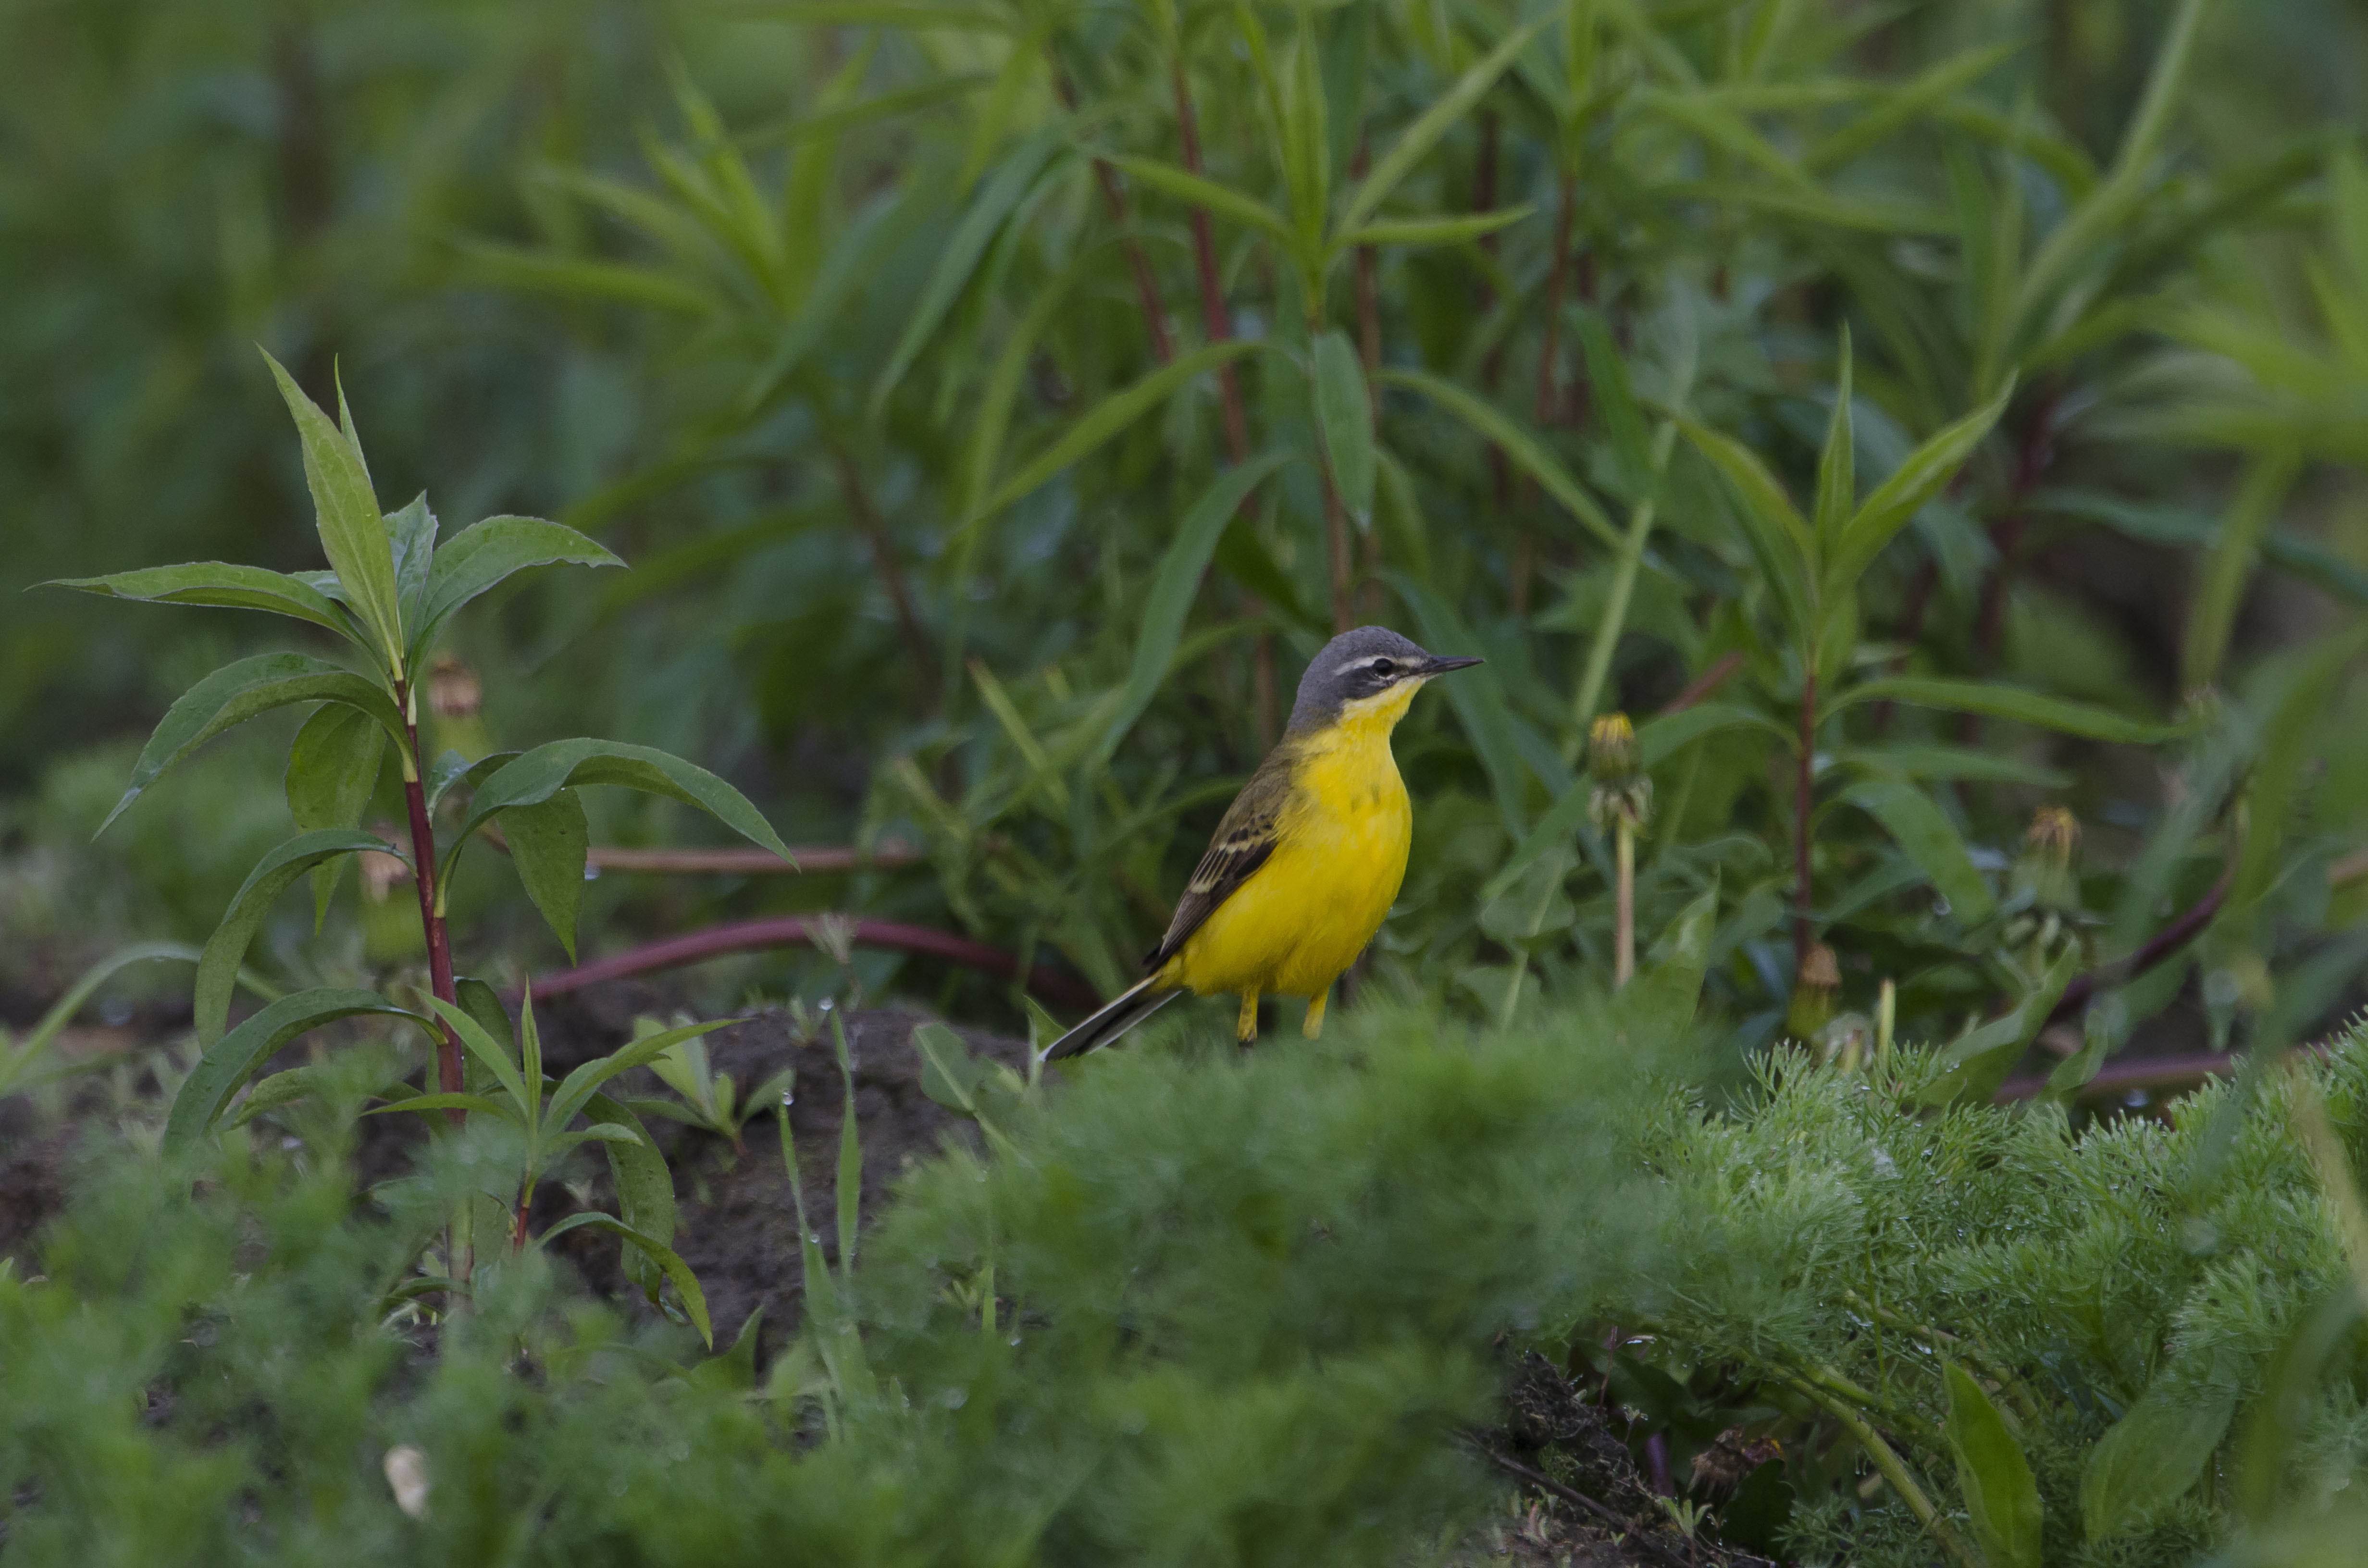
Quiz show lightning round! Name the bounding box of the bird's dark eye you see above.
[1370,657,1396,678]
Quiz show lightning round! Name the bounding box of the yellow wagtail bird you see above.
[1042,625,1482,1060]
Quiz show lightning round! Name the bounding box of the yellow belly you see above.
[1158,728,1412,1000]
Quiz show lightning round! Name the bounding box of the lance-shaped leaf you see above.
[1843,777,1995,923]
[285,704,386,929]
[970,340,1263,525]
[503,788,590,961]
[1944,1364,2044,1568]
[447,740,791,887]
[43,562,353,640]
[424,997,532,1115]
[1333,206,1533,250]
[1097,452,1296,768]
[1107,154,1292,243]
[101,654,406,837]
[1674,415,1816,635]
[388,494,439,632]
[1337,13,1551,233]
[1923,947,2081,1104]
[1613,884,1720,1040]
[412,516,621,660]
[1812,329,1857,550]
[165,988,420,1153]
[872,124,1065,416]
[538,1212,712,1346]
[1378,368,1622,549]
[1831,676,2184,743]
[263,353,405,675]
[1823,378,2013,595]
[2082,1374,2237,1540]
[585,1089,677,1298]
[543,1014,741,1134]
[1313,331,1376,526]
[197,830,397,1049]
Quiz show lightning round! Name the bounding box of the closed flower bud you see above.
[1587,713,1652,833]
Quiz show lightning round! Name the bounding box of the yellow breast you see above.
[1161,684,1417,1000]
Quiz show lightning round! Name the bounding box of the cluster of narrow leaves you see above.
[435,0,2368,1087]
[48,358,796,1327]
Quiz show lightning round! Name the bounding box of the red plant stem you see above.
[1871,556,1939,736]
[2046,856,2236,1026]
[1994,1040,2328,1106]
[1051,67,1174,365]
[830,447,940,716]
[484,827,920,876]
[395,681,463,1116]
[1175,59,1248,459]
[1659,650,1745,716]
[1794,667,1818,970]
[1323,480,1355,634]
[1170,53,1273,744]
[525,915,1103,1011]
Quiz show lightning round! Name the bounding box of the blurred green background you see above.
[9,0,2368,1064]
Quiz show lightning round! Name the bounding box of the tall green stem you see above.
[1566,421,1676,756]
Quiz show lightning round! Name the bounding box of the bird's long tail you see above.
[1040,977,1179,1062]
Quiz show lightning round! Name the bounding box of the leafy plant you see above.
[48,358,793,1310]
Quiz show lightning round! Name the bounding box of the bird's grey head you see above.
[1285,625,1484,733]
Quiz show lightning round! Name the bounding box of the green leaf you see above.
[1312,331,1376,526]
[538,1212,712,1347]
[1923,947,2081,1104]
[1338,13,1551,234]
[224,1064,348,1130]
[1388,571,1532,838]
[969,340,1263,525]
[165,988,419,1152]
[1805,39,2024,173]
[285,704,386,929]
[196,830,397,1050]
[454,977,514,1056]
[1824,378,2013,595]
[1613,884,1720,1040]
[872,127,1064,416]
[365,1092,522,1124]
[424,996,532,1114]
[459,243,716,315]
[2234,1287,2362,1525]
[12,942,204,1063]
[1377,368,1622,550]
[387,494,439,632]
[1831,677,2183,744]
[413,516,622,661]
[1637,703,1792,767]
[2082,1375,2237,1540]
[585,1090,678,1298]
[1673,415,1816,627]
[1843,778,1995,923]
[1333,207,1532,250]
[1098,453,1296,767]
[1812,328,1856,552]
[99,653,406,837]
[42,561,353,639]
[449,739,792,887]
[503,788,590,962]
[912,1021,987,1116]
[2183,452,2300,691]
[1832,744,2070,788]
[1944,1363,2045,1568]
[262,352,405,675]
[1106,154,1292,242]
[544,1015,740,1135]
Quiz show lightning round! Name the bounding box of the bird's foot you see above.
[1302,987,1328,1039]
[1236,990,1260,1047]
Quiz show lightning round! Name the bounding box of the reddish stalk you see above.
[1052,68,1175,365]
[525,914,1103,1011]
[830,446,940,716]
[1659,651,1745,716]
[394,680,463,1118]
[2046,855,2235,1026]
[1323,480,1355,634]
[1171,54,1275,744]
[1995,1040,2329,1105]
[484,826,921,876]
[1794,668,1818,971]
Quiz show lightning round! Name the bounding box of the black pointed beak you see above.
[1422,654,1485,675]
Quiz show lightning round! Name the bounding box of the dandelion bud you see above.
[2009,805,2082,911]
[1786,942,1840,1041]
[1586,713,1652,833]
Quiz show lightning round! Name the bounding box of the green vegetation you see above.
[9,0,2368,1561]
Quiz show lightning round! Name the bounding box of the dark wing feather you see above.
[1145,742,1298,971]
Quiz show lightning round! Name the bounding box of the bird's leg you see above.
[1302,987,1329,1039]
[1236,989,1260,1047]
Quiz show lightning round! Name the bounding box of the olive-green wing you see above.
[1146,744,1296,971]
